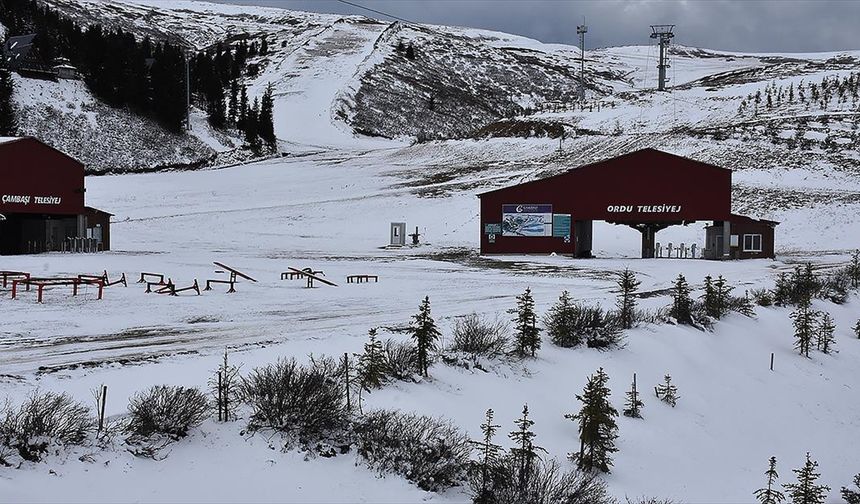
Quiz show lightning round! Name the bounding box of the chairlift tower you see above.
[649,25,674,91]
[576,21,587,99]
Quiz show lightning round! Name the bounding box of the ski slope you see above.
[1,146,859,502]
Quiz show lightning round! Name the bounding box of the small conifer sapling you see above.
[754,456,786,504]
[655,374,679,407]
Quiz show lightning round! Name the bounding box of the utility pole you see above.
[576,19,587,100]
[649,25,674,91]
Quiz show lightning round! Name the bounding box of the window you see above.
[743,234,762,252]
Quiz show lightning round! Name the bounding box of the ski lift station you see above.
[0,137,111,255]
[478,149,777,260]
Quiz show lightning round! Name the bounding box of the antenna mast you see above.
[649,24,674,91]
[576,19,587,99]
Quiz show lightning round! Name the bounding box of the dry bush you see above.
[383,339,418,380]
[0,391,95,463]
[242,357,347,440]
[450,313,511,358]
[126,385,209,439]
[471,455,613,504]
[354,409,471,492]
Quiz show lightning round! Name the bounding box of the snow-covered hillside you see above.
[2,146,860,502]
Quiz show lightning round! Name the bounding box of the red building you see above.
[478,149,776,259]
[0,137,111,254]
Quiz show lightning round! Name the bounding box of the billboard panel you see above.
[502,204,552,237]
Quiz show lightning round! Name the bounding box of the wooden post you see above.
[343,353,351,412]
[98,385,107,432]
[218,371,223,422]
[770,352,774,371]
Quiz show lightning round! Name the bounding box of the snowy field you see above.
[2,146,860,503]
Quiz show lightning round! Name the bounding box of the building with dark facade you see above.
[0,137,111,254]
[478,149,776,260]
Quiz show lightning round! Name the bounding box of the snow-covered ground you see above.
[2,146,859,502]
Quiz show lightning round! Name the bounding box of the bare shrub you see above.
[474,455,613,504]
[126,385,209,439]
[1,391,95,462]
[354,409,471,492]
[383,339,418,380]
[749,288,774,307]
[625,498,678,504]
[242,357,347,440]
[450,313,510,358]
[547,301,623,350]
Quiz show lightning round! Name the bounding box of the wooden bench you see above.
[347,275,379,284]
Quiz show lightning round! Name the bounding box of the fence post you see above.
[770,352,774,371]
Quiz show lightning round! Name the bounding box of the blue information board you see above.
[552,214,571,238]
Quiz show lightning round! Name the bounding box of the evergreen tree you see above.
[470,408,503,503]
[791,297,816,358]
[259,37,268,55]
[545,290,579,347]
[227,79,239,126]
[566,367,619,473]
[854,319,860,339]
[670,274,694,325]
[702,275,717,318]
[0,54,17,136]
[508,404,545,491]
[655,374,679,407]
[405,43,415,60]
[258,82,276,152]
[509,287,540,357]
[783,453,830,504]
[237,84,249,130]
[816,312,836,354]
[842,474,860,504]
[847,249,860,289]
[714,275,733,319]
[616,268,640,330]
[357,328,387,390]
[410,296,440,377]
[244,96,261,152]
[622,373,643,419]
[754,456,786,504]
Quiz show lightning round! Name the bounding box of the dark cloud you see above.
[210,0,860,53]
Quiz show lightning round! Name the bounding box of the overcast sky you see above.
[211,0,860,53]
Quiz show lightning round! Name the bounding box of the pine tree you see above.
[670,274,694,325]
[237,84,248,130]
[259,37,268,55]
[616,268,640,330]
[227,79,239,126]
[508,404,545,491]
[410,296,440,377]
[783,453,830,504]
[622,373,643,419]
[245,96,261,153]
[357,328,387,390]
[655,374,679,407]
[545,290,579,347]
[714,275,733,319]
[791,297,816,358]
[847,249,860,289]
[854,319,860,339]
[816,312,836,354]
[754,456,786,504]
[509,287,540,357]
[842,474,860,504]
[258,82,276,152]
[471,408,503,503]
[566,367,619,473]
[702,275,717,318]
[0,54,18,136]
[405,43,415,60]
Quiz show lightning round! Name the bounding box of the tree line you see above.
[0,0,276,150]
